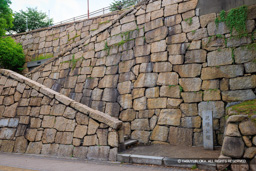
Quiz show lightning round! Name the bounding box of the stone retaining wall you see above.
[218,108,256,170]
[0,69,123,161]
[12,10,123,73]
[23,0,256,147]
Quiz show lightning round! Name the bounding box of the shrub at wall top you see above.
[0,37,25,71]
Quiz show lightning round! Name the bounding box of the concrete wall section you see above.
[197,0,256,15]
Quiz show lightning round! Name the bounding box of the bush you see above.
[110,0,139,12]
[0,37,25,71]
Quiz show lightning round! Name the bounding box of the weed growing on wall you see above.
[31,54,53,62]
[215,5,248,36]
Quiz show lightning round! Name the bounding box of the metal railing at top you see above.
[52,0,142,26]
[53,6,111,26]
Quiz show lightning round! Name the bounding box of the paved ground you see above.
[0,153,194,171]
[121,144,221,159]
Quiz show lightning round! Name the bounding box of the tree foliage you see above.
[10,7,53,33]
[0,37,25,71]
[110,0,140,12]
[0,0,13,36]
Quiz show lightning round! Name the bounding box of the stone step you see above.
[124,135,129,141]
[124,139,138,149]
[117,154,217,170]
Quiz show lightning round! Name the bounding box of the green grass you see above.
[99,20,110,25]
[31,54,53,62]
[228,99,256,115]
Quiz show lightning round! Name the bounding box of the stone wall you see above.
[23,0,256,147]
[0,69,123,161]
[218,106,256,170]
[12,10,123,73]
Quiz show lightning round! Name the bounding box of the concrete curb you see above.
[117,154,217,170]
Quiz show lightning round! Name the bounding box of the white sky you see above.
[10,0,114,23]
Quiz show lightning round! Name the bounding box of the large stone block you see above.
[158,109,181,126]
[0,140,14,152]
[151,40,167,53]
[181,92,202,103]
[203,90,221,101]
[58,145,73,157]
[164,4,178,17]
[91,67,106,78]
[181,116,201,128]
[185,50,206,63]
[222,137,244,158]
[42,129,57,143]
[131,119,150,131]
[222,90,256,102]
[119,109,136,122]
[134,45,151,57]
[87,146,110,161]
[164,15,182,27]
[25,129,37,141]
[117,81,132,95]
[178,0,198,13]
[134,73,158,88]
[160,86,180,98]
[230,75,256,90]
[169,127,193,146]
[73,147,88,159]
[147,98,167,109]
[225,124,241,137]
[3,103,18,118]
[150,125,169,142]
[157,72,178,86]
[167,43,186,55]
[42,116,55,128]
[88,119,99,135]
[239,120,256,135]
[198,101,224,119]
[119,59,135,73]
[173,64,201,77]
[118,94,132,109]
[153,62,172,72]
[179,78,202,91]
[181,17,200,33]
[121,22,137,32]
[245,62,256,73]
[200,13,216,28]
[97,129,108,146]
[74,125,87,138]
[0,128,16,139]
[151,52,168,62]
[145,87,159,98]
[145,26,168,43]
[108,131,118,147]
[99,75,119,88]
[180,103,198,116]
[234,47,256,64]
[51,104,66,116]
[187,28,208,41]
[207,49,233,66]
[14,136,28,153]
[41,144,59,156]
[83,135,97,146]
[131,131,150,144]
[133,97,147,110]
[102,88,118,102]
[201,65,244,80]
[26,142,42,154]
